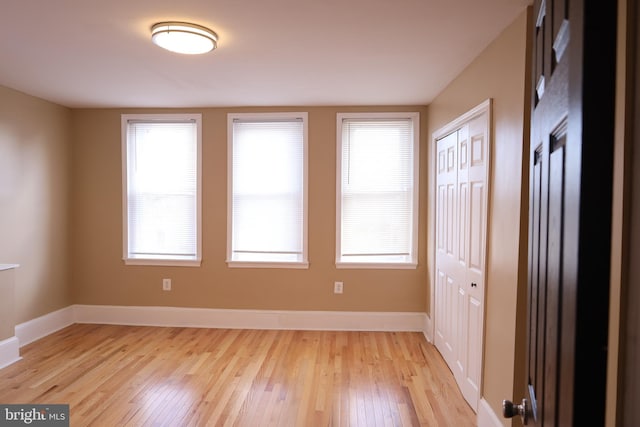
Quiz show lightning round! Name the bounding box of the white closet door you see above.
[434,130,460,371]
[434,108,489,412]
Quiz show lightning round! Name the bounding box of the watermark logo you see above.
[0,405,69,426]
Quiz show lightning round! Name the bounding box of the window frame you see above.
[336,112,420,269]
[227,112,309,269]
[121,113,202,267]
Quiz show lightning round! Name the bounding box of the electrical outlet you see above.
[162,278,171,291]
[334,281,343,294]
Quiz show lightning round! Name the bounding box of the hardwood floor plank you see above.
[0,325,476,426]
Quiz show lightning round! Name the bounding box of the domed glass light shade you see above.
[151,22,218,55]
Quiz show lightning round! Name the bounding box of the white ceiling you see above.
[0,0,530,108]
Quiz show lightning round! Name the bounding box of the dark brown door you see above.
[504,1,617,425]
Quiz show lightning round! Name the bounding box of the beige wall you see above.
[0,269,16,340]
[426,10,530,423]
[70,106,429,312]
[0,85,72,324]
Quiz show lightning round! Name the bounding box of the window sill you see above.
[335,261,417,270]
[124,258,201,267]
[227,261,309,269]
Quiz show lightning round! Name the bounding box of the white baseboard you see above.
[423,313,433,342]
[15,306,75,347]
[0,336,21,369]
[74,304,427,332]
[478,398,507,427]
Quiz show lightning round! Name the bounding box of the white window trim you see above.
[121,114,202,267]
[226,112,309,269]
[335,112,420,270]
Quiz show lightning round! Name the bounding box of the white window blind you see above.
[228,113,308,267]
[122,115,201,265]
[337,114,419,267]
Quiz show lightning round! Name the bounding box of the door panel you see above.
[458,125,469,269]
[505,0,616,425]
[456,285,467,374]
[463,117,487,406]
[458,182,468,265]
[447,182,455,256]
[469,182,484,272]
[434,107,489,412]
[467,295,482,394]
[435,131,459,370]
[543,131,564,426]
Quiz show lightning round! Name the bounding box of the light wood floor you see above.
[0,324,475,426]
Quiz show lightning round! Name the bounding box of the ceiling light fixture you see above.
[151,22,218,55]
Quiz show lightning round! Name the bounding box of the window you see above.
[336,113,419,268]
[227,113,308,268]
[122,114,201,266]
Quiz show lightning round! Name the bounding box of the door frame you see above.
[430,98,492,406]
[621,0,640,422]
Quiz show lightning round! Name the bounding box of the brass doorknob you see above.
[502,398,529,424]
